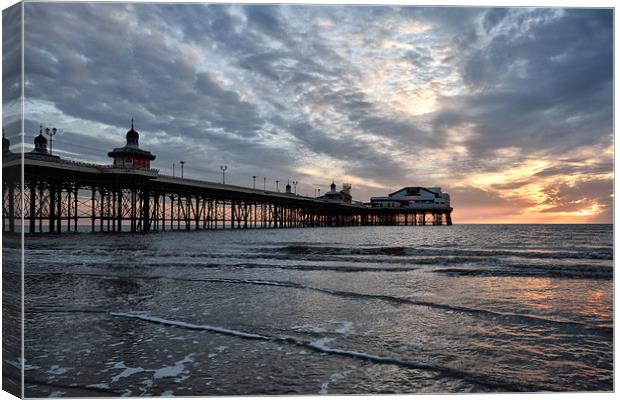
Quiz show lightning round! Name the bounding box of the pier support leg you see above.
[142,190,150,232]
[91,188,96,232]
[49,186,56,233]
[8,184,15,233]
[56,187,62,233]
[74,187,79,232]
[29,184,36,233]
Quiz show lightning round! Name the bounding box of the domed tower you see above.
[107,119,156,169]
[330,180,336,193]
[28,126,59,158]
[126,120,139,148]
[285,180,292,194]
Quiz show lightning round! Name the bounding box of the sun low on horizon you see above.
[2,4,613,224]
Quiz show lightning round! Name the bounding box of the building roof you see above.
[34,133,47,146]
[388,186,440,198]
[108,146,156,160]
[108,120,156,160]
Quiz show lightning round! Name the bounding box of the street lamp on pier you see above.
[179,160,185,178]
[44,127,58,155]
[252,176,256,189]
[263,177,266,190]
[292,180,298,195]
[276,180,280,192]
[220,165,227,184]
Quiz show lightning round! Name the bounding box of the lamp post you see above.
[276,180,279,192]
[179,160,185,178]
[45,127,58,155]
[220,165,227,184]
[252,176,256,189]
[173,163,175,177]
[318,188,321,197]
[292,180,298,195]
[263,177,266,190]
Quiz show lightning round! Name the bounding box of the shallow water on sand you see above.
[10,224,613,396]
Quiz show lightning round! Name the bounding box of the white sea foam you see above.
[318,368,355,394]
[110,361,145,383]
[111,312,270,340]
[48,365,71,375]
[327,320,355,336]
[8,358,40,371]
[86,383,110,390]
[153,354,194,379]
[291,324,327,333]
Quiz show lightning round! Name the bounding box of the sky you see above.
[2,3,614,223]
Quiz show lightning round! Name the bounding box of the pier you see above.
[2,126,452,234]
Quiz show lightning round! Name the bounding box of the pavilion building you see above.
[108,120,155,169]
[370,187,450,209]
[318,181,353,203]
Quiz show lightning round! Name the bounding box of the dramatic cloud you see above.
[7,4,613,222]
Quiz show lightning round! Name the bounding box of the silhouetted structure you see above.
[318,181,353,203]
[108,120,155,169]
[2,124,452,233]
[2,129,11,155]
[29,127,60,158]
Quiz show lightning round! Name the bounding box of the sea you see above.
[3,224,614,396]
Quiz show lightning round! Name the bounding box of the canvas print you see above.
[2,2,613,397]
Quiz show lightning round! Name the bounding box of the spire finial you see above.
[40,125,43,134]
[131,118,134,130]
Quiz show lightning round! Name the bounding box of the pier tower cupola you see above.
[330,181,336,192]
[107,119,156,169]
[34,129,48,154]
[126,121,140,148]
[28,126,59,158]
[286,181,292,194]
[27,126,57,158]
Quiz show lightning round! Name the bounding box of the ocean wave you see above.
[269,245,613,261]
[435,267,612,280]
[110,312,548,392]
[30,272,610,335]
[26,261,422,273]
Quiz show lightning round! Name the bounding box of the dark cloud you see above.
[482,8,509,33]
[435,8,613,162]
[2,2,22,139]
[542,178,613,215]
[534,161,614,178]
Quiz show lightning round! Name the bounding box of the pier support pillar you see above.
[29,183,36,233]
[48,186,56,233]
[7,183,15,233]
[142,190,150,232]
